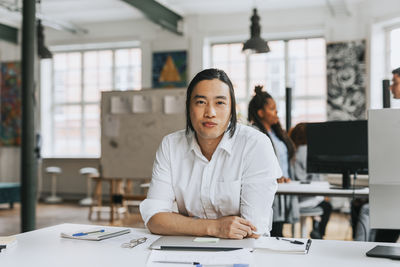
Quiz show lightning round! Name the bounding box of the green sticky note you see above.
[193,237,220,243]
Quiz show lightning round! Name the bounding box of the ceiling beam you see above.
[122,0,183,35]
[0,22,17,44]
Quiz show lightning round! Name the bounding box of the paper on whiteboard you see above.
[132,95,152,113]
[111,96,129,114]
[163,95,185,114]
[103,114,120,138]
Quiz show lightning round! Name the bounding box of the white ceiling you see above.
[0,0,366,31]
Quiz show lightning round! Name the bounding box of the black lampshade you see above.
[37,20,53,59]
[242,8,270,54]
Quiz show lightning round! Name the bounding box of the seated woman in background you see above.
[289,122,332,239]
[248,85,299,237]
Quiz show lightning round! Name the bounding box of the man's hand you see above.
[210,216,258,239]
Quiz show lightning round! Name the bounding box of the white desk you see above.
[1,223,398,267]
[277,181,369,198]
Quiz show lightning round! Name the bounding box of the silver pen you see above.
[153,260,200,265]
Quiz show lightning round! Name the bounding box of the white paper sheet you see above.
[163,95,185,114]
[103,114,120,138]
[111,96,129,114]
[254,237,309,253]
[146,248,253,267]
[132,95,152,113]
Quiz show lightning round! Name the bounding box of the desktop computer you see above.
[306,120,368,189]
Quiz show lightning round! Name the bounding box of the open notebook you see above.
[61,228,130,241]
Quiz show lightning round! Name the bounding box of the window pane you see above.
[390,28,400,108]
[292,99,326,126]
[84,104,100,155]
[211,43,246,99]
[289,38,327,124]
[211,38,325,126]
[45,47,142,157]
[53,52,82,103]
[53,105,82,156]
[249,41,285,99]
[115,48,142,90]
[307,38,325,57]
[83,50,112,101]
[54,53,67,71]
[390,28,400,70]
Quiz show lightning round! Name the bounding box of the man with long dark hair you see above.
[140,69,282,239]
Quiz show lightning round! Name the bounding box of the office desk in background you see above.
[141,181,369,198]
[277,181,369,198]
[1,223,398,267]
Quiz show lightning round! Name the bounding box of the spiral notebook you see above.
[61,228,130,241]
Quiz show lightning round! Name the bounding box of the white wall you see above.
[2,1,400,197]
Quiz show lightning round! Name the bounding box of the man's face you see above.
[390,73,400,99]
[189,79,231,143]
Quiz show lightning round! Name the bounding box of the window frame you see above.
[210,36,327,127]
[385,24,400,108]
[43,44,141,158]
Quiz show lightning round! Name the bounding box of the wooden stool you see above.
[89,177,108,220]
[89,177,127,223]
[110,178,127,223]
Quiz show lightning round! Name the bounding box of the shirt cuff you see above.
[139,198,175,226]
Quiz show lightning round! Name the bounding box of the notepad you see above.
[60,228,130,241]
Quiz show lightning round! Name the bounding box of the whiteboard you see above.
[368,108,400,229]
[100,89,186,179]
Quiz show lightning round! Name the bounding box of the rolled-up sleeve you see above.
[240,134,281,236]
[139,136,176,226]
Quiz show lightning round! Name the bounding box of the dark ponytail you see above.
[248,85,295,160]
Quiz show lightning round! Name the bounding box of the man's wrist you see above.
[204,219,217,236]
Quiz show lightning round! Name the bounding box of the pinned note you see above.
[111,96,129,114]
[163,95,185,114]
[132,95,152,113]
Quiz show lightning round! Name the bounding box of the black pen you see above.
[305,239,312,254]
[275,237,304,245]
[153,260,200,265]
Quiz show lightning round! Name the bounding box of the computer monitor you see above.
[306,120,368,189]
[366,109,400,259]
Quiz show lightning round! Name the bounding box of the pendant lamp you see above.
[242,8,270,54]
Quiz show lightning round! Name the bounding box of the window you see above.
[211,38,326,127]
[41,47,141,157]
[389,27,400,108]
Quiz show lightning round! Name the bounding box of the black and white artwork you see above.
[326,40,366,120]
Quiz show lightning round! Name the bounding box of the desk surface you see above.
[277,181,369,197]
[1,223,398,267]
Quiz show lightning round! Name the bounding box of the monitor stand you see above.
[329,171,366,190]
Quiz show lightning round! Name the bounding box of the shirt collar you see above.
[186,126,236,156]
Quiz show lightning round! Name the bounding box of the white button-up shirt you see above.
[140,123,282,235]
